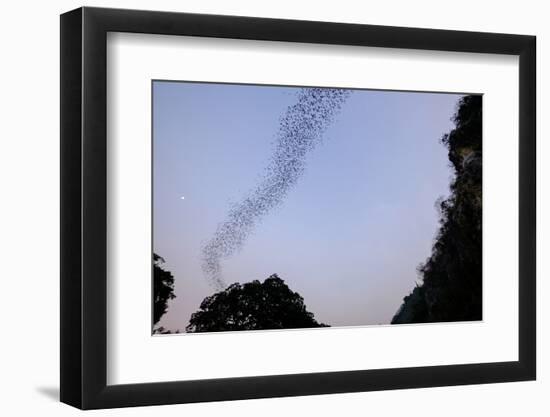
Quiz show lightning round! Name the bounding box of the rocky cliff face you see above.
[392,95,482,324]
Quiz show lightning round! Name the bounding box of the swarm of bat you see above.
[202,87,352,289]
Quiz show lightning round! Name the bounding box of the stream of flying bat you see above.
[202,87,352,289]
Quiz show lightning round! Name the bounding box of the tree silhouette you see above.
[186,274,328,332]
[153,253,176,326]
[392,95,482,324]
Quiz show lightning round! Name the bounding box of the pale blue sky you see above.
[153,81,463,331]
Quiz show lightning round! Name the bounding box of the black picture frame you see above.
[60,6,536,410]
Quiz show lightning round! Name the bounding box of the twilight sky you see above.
[153,80,463,332]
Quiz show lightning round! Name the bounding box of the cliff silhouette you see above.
[392,95,482,324]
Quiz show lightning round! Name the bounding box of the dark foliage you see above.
[392,95,482,324]
[153,253,176,326]
[186,274,328,332]
[152,326,180,335]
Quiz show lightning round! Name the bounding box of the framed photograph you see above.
[60,6,536,409]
